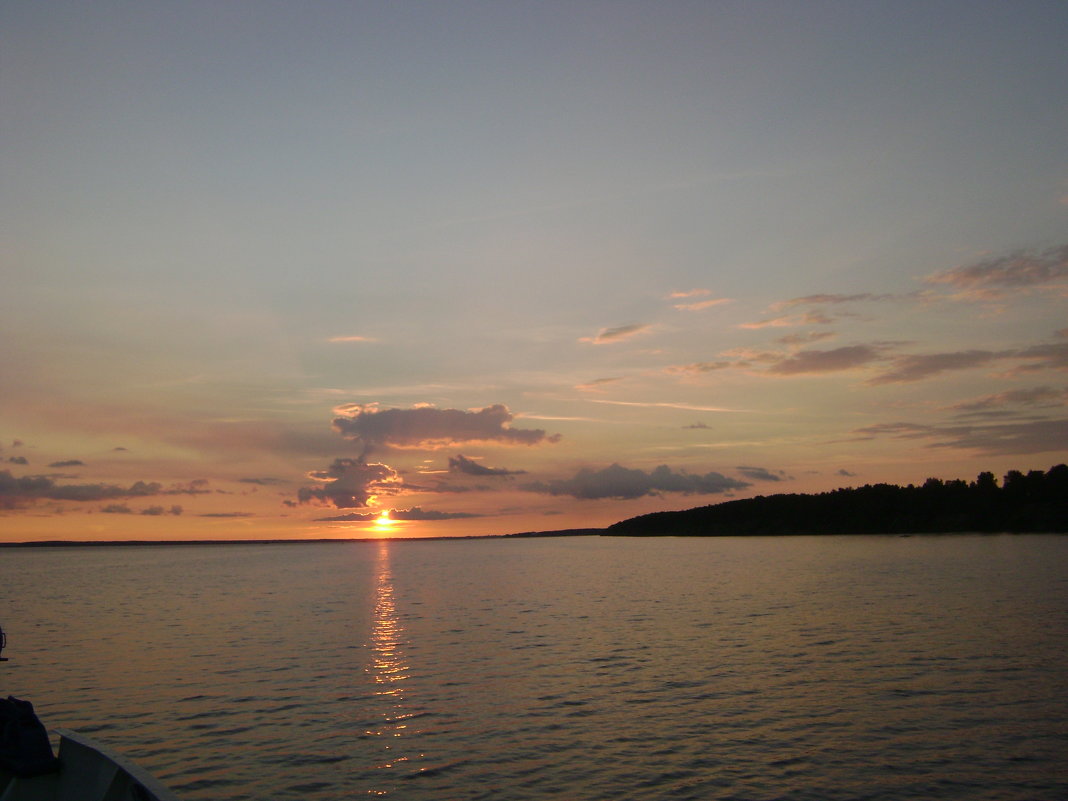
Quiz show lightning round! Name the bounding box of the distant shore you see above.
[4,465,1064,545]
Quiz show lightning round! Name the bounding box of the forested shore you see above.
[605,465,1068,537]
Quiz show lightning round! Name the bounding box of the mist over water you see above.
[2,535,1066,800]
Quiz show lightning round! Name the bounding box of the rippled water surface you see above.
[2,535,1066,800]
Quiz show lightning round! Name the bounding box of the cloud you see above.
[1012,341,1068,373]
[925,245,1068,291]
[102,503,182,515]
[674,297,734,312]
[579,323,651,345]
[664,361,732,375]
[316,506,480,522]
[771,293,897,311]
[851,418,1068,455]
[767,345,886,375]
[575,377,624,392]
[199,512,253,518]
[739,311,834,329]
[776,331,837,346]
[587,398,742,413]
[0,471,202,509]
[448,454,526,477]
[867,350,1001,384]
[237,477,289,486]
[948,386,1068,413]
[736,466,787,482]
[332,403,560,454]
[48,459,85,468]
[683,422,710,429]
[836,469,857,477]
[668,289,712,299]
[297,458,403,509]
[7,456,28,465]
[522,463,750,500]
[327,335,378,343]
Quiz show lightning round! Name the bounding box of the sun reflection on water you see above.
[365,539,420,794]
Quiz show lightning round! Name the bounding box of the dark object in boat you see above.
[0,696,60,778]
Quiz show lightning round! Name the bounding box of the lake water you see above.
[2,535,1066,800]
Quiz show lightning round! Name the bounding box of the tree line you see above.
[606,465,1068,536]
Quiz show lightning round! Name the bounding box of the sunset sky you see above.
[2,1,1066,540]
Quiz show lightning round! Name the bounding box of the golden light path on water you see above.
[365,539,420,795]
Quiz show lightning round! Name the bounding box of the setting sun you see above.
[373,510,395,535]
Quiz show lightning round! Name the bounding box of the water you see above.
[2,535,1066,800]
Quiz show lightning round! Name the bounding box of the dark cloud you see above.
[1012,341,1068,373]
[332,403,560,454]
[948,386,1067,413]
[0,470,191,509]
[868,349,1001,384]
[522,463,750,500]
[200,512,254,518]
[683,422,710,429]
[113,447,128,452]
[316,506,480,522]
[736,466,788,482]
[237,477,288,486]
[448,454,526,477]
[852,418,1068,455]
[297,458,402,509]
[579,323,651,345]
[48,459,85,468]
[141,506,166,516]
[101,504,133,514]
[836,469,857,477]
[767,345,885,375]
[925,245,1068,290]
[7,456,28,465]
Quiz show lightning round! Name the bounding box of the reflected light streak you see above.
[364,540,421,793]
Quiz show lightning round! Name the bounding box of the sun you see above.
[373,509,395,535]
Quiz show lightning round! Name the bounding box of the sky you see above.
[2,0,1066,541]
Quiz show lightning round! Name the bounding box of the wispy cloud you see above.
[851,418,1068,455]
[925,245,1068,293]
[586,399,743,413]
[575,377,624,392]
[770,293,899,311]
[946,386,1068,414]
[775,331,837,346]
[739,311,834,329]
[664,361,733,375]
[673,297,734,312]
[317,506,480,522]
[579,323,652,345]
[327,335,378,343]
